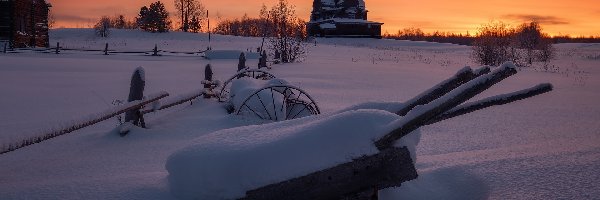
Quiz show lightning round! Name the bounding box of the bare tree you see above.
[515,21,554,64]
[472,21,515,66]
[472,21,555,67]
[266,0,307,63]
[94,16,111,37]
[48,8,56,29]
[112,15,127,29]
[174,0,205,32]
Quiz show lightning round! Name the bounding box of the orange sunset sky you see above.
[47,0,600,36]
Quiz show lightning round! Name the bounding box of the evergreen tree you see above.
[137,1,172,33]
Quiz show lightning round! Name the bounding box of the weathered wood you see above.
[124,67,146,128]
[142,90,204,114]
[395,66,490,116]
[258,50,268,69]
[241,147,417,200]
[425,83,553,125]
[376,66,517,150]
[152,44,159,56]
[238,52,247,71]
[0,92,168,154]
[204,64,213,82]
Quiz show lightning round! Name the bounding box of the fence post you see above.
[104,43,109,55]
[203,64,214,98]
[152,44,158,56]
[238,52,246,71]
[259,50,267,69]
[55,42,60,54]
[3,42,6,54]
[123,67,146,135]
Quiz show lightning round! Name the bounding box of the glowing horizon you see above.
[47,0,600,37]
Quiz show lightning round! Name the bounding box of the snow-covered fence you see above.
[0,91,168,155]
[0,65,235,154]
[4,43,208,57]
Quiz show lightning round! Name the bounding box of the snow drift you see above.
[165,109,421,199]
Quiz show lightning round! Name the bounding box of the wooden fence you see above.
[1,42,208,57]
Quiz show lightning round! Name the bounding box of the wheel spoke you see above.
[271,88,277,121]
[244,104,266,119]
[256,93,273,120]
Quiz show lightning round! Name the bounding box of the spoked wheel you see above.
[235,85,320,121]
[218,69,277,102]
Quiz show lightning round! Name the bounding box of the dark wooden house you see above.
[307,0,383,38]
[0,0,51,48]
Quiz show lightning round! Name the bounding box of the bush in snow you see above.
[266,0,308,63]
[472,21,555,67]
[471,21,514,67]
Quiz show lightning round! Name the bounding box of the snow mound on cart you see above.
[166,109,420,200]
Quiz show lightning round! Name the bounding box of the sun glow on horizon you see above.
[48,0,600,37]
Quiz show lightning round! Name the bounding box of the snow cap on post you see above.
[124,67,147,131]
[204,64,213,82]
[238,52,247,71]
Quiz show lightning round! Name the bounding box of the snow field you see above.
[0,29,599,199]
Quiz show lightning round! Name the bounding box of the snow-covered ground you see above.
[1,29,599,199]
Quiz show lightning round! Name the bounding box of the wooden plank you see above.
[242,147,417,200]
[141,90,203,114]
[395,66,489,116]
[125,67,146,127]
[425,83,553,125]
[376,65,517,150]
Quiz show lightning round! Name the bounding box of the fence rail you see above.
[2,42,208,57]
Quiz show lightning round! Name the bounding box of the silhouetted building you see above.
[307,0,383,38]
[0,0,51,48]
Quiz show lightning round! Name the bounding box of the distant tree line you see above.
[385,26,600,46]
[94,0,207,35]
[387,21,600,67]
[213,14,270,37]
[384,28,475,45]
[551,35,600,43]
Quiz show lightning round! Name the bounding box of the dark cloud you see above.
[502,14,569,25]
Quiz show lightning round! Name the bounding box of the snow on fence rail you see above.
[0,63,278,155]
[0,91,169,155]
